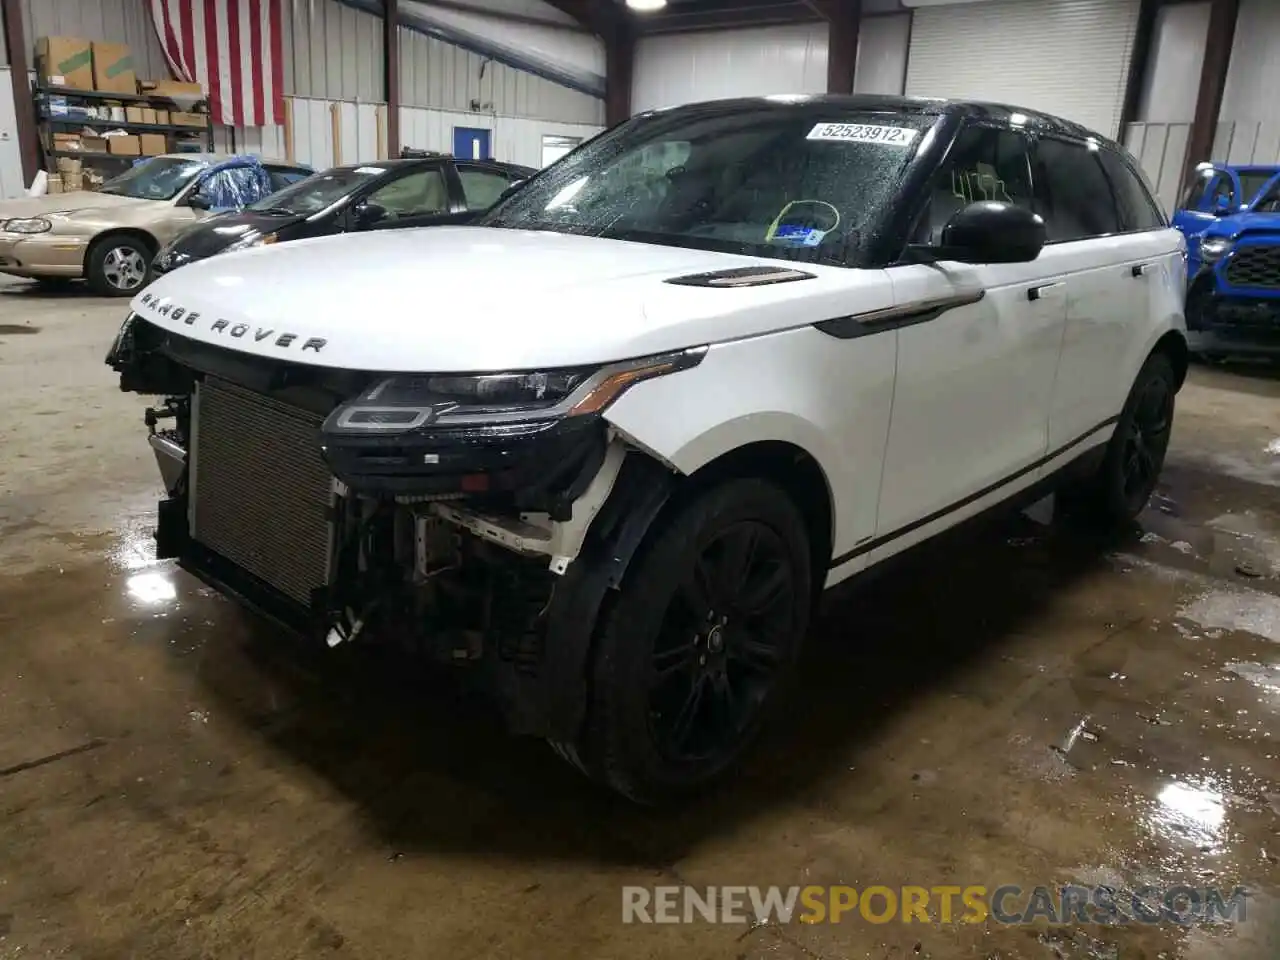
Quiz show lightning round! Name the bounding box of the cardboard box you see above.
[56,156,82,175]
[106,134,141,156]
[141,107,157,125]
[36,37,94,89]
[153,109,169,125]
[47,175,63,195]
[139,134,166,156]
[140,79,204,98]
[91,42,136,95]
[125,106,145,123]
[64,171,85,192]
[170,111,207,128]
[81,135,108,153]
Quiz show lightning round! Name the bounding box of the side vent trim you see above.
[666,266,818,288]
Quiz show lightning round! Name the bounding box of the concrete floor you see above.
[1,278,1278,960]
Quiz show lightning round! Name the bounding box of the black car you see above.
[151,154,534,276]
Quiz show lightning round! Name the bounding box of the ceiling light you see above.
[626,0,667,10]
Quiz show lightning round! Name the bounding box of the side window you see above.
[365,169,449,219]
[457,167,515,210]
[268,167,311,191]
[1206,173,1236,211]
[1100,150,1166,231]
[200,167,265,209]
[1032,138,1120,242]
[915,125,1035,244]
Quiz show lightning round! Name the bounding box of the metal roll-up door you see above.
[904,0,1142,138]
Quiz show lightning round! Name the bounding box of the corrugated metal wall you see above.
[11,0,169,78]
[1124,122,1192,214]
[631,24,829,114]
[399,28,602,125]
[214,98,383,168]
[282,0,384,102]
[401,103,599,169]
[1216,0,1280,167]
[853,13,909,96]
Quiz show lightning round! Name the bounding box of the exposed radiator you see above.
[190,376,333,605]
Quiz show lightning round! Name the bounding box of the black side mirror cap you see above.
[353,200,387,225]
[187,194,212,211]
[906,201,1046,265]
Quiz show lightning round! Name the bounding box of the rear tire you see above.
[1069,351,1177,526]
[87,235,152,297]
[557,478,812,805]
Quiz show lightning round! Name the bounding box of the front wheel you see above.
[86,235,152,297]
[558,478,812,804]
[1070,352,1177,526]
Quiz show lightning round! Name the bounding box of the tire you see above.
[1071,351,1177,526]
[86,235,152,297]
[558,478,812,804]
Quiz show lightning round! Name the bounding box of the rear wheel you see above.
[558,478,812,804]
[87,235,152,297]
[1070,352,1177,526]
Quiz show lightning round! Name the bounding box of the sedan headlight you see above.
[326,348,707,434]
[1199,237,1234,263]
[5,217,52,234]
[226,231,278,253]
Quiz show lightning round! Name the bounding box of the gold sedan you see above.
[0,154,310,296]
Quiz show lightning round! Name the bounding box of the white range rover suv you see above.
[107,96,1187,803]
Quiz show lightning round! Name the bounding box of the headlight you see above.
[226,231,278,252]
[1199,237,1234,263]
[5,218,52,234]
[326,347,707,434]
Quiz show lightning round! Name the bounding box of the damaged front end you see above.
[106,314,692,739]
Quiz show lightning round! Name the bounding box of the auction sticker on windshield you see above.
[806,123,918,146]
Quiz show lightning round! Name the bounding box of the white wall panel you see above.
[1123,121,1192,215]
[217,99,385,170]
[1220,0,1280,126]
[400,104,601,168]
[16,0,169,79]
[435,0,580,27]
[853,13,910,96]
[906,0,1141,138]
[399,28,603,124]
[1136,2,1209,124]
[282,0,384,102]
[632,24,829,113]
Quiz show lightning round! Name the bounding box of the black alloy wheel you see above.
[1119,373,1174,514]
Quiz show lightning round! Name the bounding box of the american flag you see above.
[148,0,285,127]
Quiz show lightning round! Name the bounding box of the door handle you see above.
[1131,263,1151,278]
[1027,282,1064,302]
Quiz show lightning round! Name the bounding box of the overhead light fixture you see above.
[626,0,667,10]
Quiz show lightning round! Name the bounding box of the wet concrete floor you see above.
[1,279,1279,958]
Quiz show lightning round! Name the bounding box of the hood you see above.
[163,211,303,262]
[1202,210,1280,238]
[132,226,887,372]
[0,191,152,220]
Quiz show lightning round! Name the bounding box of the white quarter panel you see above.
[875,260,1066,537]
[1047,229,1184,450]
[604,321,897,565]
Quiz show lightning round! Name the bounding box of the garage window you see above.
[1032,138,1120,242]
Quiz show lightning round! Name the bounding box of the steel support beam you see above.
[384,0,401,157]
[546,0,633,123]
[1118,0,1160,132]
[1184,0,1239,180]
[2,0,37,187]
[817,0,860,94]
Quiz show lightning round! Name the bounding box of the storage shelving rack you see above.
[32,83,215,180]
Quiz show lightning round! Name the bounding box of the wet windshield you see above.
[248,166,385,215]
[480,107,934,264]
[99,157,208,200]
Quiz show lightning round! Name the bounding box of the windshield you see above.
[248,166,385,215]
[480,108,934,264]
[99,157,208,200]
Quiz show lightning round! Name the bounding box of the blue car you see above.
[1173,162,1280,359]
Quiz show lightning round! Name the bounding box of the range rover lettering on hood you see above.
[137,291,327,353]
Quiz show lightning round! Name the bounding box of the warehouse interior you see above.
[0,0,1278,957]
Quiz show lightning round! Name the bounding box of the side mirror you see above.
[1212,194,1233,215]
[908,201,1046,265]
[188,192,212,211]
[353,201,387,226]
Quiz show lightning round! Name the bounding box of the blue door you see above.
[453,127,491,161]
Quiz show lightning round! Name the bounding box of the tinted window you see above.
[1238,172,1276,205]
[914,125,1034,244]
[249,166,385,215]
[1033,138,1120,241]
[366,169,449,218]
[1100,150,1165,230]
[458,167,515,210]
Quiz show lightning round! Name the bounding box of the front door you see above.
[453,127,492,161]
[876,124,1065,539]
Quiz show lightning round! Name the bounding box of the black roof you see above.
[637,94,1117,151]
[326,156,536,177]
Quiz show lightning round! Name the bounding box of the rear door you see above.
[876,122,1067,538]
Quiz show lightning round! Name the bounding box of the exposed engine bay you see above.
[107,314,681,739]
